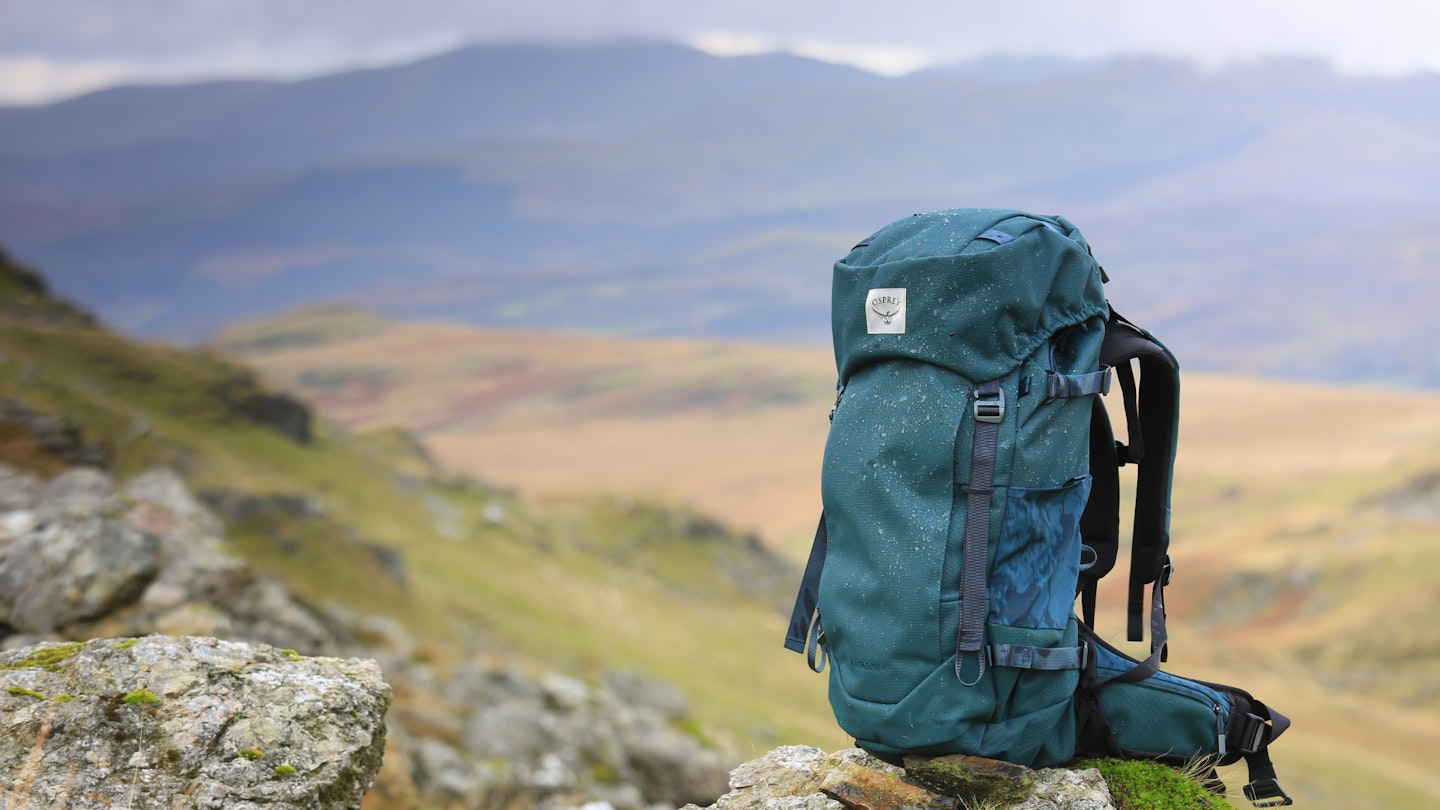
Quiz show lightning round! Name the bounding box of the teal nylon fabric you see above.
[818,208,1108,767]
[832,209,1108,384]
[1091,643,1232,759]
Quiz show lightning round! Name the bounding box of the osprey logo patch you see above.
[866,288,906,334]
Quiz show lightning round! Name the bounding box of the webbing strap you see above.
[1079,396,1120,630]
[1102,576,1171,686]
[989,643,1087,671]
[784,513,828,654]
[1239,701,1293,806]
[956,380,1002,687]
[805,612,827,674]
[1046,368,1112,400]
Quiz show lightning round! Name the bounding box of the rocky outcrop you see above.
[683,746,1117,810]
[209,370,314,444]
[389,664,731,809]
[0,462,737,809]
[0,398,109,470]
[0,465,335,654]
[0,635,390,810]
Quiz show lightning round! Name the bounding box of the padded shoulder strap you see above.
[1098,309,1180,654]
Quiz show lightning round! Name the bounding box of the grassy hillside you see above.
[0,254,847,759]
[219,306,1440,809]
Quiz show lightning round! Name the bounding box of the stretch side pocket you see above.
[990,476,1089,630]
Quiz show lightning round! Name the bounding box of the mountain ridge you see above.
[2,40,1439,388]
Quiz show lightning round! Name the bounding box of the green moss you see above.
[115,638,138,649]
[51,694,76,703]
[273,764,298,778]
[239,749,265,761]
[1,642,83,672]
[1078,758,1236,810]
[7,686,45,700]
[122,689,159,706]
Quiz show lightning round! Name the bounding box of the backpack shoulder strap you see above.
[1088,308,1180,658]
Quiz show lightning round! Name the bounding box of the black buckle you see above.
[1243,777,1293,807]
[1237,712,1269,754]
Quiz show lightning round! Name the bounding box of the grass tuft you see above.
[1078,758,1236,810]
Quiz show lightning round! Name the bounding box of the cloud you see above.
[688,31,931,77]
[2,0,1438,105]
[0,56,138,105]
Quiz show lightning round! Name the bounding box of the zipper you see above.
[1096,659,1229,755]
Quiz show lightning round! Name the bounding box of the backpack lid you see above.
[833,209,1108,383]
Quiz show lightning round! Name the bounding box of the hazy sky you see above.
[2,0,1438,105]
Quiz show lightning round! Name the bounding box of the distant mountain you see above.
[2,41,1439,386]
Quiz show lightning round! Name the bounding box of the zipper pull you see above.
[1215,704,1227,758]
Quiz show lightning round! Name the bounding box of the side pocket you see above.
[983,616,1082,766]
[990,476,1089,630]
[987,619,1082,716]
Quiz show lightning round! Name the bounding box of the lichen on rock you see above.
[0,635,390,810]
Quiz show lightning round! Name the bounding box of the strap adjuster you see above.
[974,388,1006,424]
[1237,712,1270,754]
[1243,777,1293,807]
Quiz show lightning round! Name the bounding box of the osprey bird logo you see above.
[866,289,907,334]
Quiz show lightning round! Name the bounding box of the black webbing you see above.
[1079,397,1120,629]
[784,512,828,654]
[1240,700,1294,807]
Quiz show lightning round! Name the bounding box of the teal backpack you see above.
[785,209,1293,806]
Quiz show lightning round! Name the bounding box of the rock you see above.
[689,748,1117,810]
[0,398,109,470]
[437,663,731,810]
[1015,768,1115,810]
[125,467,223,533]
[903,753,1038,806]
[820,761,955,810]
[122,468,250,611]
[692,745,845,810]
[0,464,336,654]
[209,371,313,444]
[0,464,42,511]
[38,466,117,515]
[0,635,390,810]
[0,512,160,632]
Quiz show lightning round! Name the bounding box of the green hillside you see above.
[0,249,843,758]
